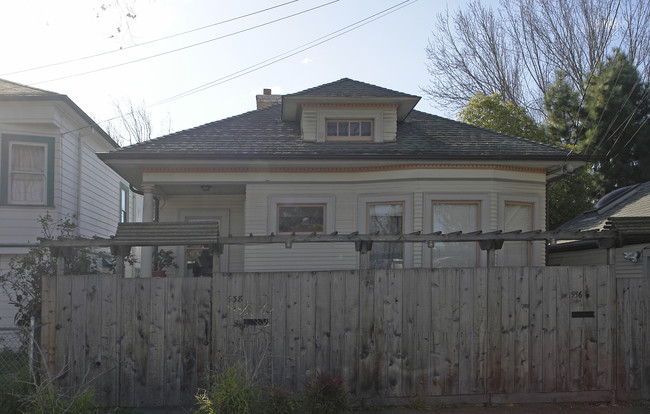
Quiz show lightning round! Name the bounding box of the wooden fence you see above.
[41,266,649,407]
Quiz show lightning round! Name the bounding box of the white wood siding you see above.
[243,172,547,272]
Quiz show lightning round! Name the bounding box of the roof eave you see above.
[281,96,420,122]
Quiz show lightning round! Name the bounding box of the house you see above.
[0,79,138,331]
[99,78,586,277]
[548,181,650,276]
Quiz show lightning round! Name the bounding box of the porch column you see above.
[141,184,156,277]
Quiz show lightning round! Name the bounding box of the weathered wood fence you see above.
[41,266,649,407]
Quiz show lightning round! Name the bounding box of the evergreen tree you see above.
[582,51,650,194]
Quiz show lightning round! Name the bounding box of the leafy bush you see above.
[19,384,99,414]
[195,367,261,414]
[301,371,348,414]
[0,349,31,413]
[0,213,98,326]
[263,386,298,414]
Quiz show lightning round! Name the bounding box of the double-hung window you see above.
[431,201,480,267]
[367,202,404,269]
[1,135,55,206]
[502,202,533,266]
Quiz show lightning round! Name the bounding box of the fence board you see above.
[42,265,638,408]
[164,278,183,405]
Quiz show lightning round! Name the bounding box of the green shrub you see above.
[20,383,99,414]
[0,349,31,413]
[301,371,348,414]
[263,386,298,414]
[195,367,261,414]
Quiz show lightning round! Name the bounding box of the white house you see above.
[0,79,138,330]
[99,78,586,277]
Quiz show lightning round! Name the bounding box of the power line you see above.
[0,0,299,77]
[27,0,341,86]
[59,0,418,138]
[152,0,418,107]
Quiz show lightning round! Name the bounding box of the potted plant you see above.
[152,248,178,277]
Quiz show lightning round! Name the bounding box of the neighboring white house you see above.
[99,78,587,277]
[0,79,139,331]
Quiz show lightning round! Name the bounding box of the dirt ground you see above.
[138,401,650,414]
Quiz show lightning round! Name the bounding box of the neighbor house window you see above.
[119,184,129,223]
[431,201,480,267]
[326,119,373,141]
[185,216,220,277]
[502,202,533,266]
[277,204,326,234]
[1,135,55,206]
[367,202,404,269]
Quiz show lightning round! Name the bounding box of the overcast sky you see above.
[0,0,479,139]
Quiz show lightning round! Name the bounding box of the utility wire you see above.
[27,0,340,86]
[152,0,417,107]
[59,0,418,138]
[0,0,299,77]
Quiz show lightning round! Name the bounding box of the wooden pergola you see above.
[39,221,622,276]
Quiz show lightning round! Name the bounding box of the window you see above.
[367,202,404,269]
[1,135,55,206]
[185,216,220,277]
[277,204,326,234]
[502,202,533,266]
[119,184,129,223]
[431,201,480,267]
[326,119,373,141]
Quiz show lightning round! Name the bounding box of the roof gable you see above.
[281,78,420,121]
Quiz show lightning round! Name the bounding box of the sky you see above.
[0,0,479,141]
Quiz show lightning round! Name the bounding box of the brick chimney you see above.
[256,88,282,109]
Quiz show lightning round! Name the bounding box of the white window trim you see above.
[268,195,335,234]
[497,194,542,266]
[358,194,413,268]
[178,208,230,274]
[423,193,490,267]
[316,109,384,143]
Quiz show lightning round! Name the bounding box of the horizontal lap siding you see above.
[244,178,545,272]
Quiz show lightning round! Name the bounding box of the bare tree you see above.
[424,0,650,118]
[105,98,172,146]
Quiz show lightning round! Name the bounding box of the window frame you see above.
[268,196,335,235]
[276,203,327,235]
[326,119,374,141]
[0,134,55,207]
[499,196,538,266]
[430,200,481,268]
[358,194,413,268]
[119,183,129,223]
[423,193,489,268]
[316,109,384,142]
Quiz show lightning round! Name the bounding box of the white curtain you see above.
[432,202,479,267]
[368,203,403,269]
[10,143,46,204]
[502,203,532,266]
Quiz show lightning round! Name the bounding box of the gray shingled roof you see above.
[0,78,62,97]
[103,80,580,161]
[285,77,419,99]
[0,78,118,148]
[556,181,650,233]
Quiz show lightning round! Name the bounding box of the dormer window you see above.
[326,119,373,141]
